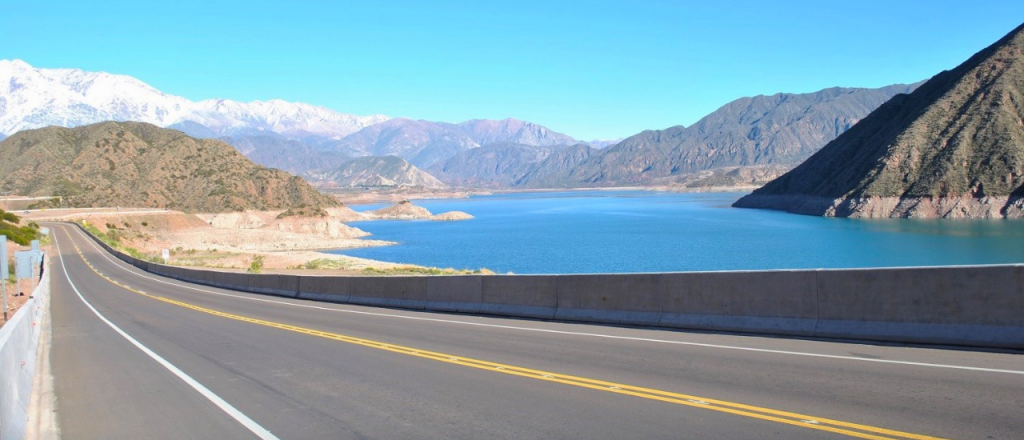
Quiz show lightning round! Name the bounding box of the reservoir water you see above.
[332,191,1024,274]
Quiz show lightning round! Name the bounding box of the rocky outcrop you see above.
[369,200,473,221]
[371,200,432,219]
[429,211,474,221]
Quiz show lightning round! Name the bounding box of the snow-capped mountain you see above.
[0,59,189,134]
[181,99,389,139]
[0,59,388,137]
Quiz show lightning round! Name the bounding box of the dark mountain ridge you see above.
[534,84,919,187]
[734,23,1024,218]
[428,142,569,188]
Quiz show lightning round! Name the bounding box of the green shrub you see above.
[0,209,39,245]
[1,211,20,223]
[247,255,265,274]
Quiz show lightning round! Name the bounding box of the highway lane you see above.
[45,222,1023,439]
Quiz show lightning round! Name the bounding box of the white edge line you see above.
[54,229,281,440]
[60,223,1024,376]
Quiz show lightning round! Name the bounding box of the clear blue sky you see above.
[3,1,1023,140]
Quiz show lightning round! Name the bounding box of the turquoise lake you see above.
[332,191,1024,274]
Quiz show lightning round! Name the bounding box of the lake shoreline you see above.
[336,190,1024,274]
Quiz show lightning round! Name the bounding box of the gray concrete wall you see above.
[69,223,1024,349]
[0,262,49,440]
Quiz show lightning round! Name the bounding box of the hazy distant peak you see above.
[584,138,624,149]
[456,117,576,146]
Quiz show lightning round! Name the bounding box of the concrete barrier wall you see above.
[0,264,49,440]
[69,223,1024,349]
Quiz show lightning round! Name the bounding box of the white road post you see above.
[1,236,7,322]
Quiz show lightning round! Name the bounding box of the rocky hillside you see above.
[734,24,1024,218]
[309,156,447,189]
[428,143,568,188]
[331,118,478,168]
[0,121,339,212]
[222,134,350,175]
[510,144,596,188]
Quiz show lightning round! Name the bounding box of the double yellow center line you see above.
[70,242,948,440]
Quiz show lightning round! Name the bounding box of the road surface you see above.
[43,223,1023,439]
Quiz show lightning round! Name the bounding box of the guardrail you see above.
[72,223,1024,349]
[0,263,50,440]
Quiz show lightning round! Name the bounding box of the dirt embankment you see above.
[62,209,398,273]
[39,201,479,274]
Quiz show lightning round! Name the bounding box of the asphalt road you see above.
[43,223,1023,439]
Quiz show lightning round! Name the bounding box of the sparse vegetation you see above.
[360,266,494,276]
[27,198,60,209]
[81,222,158,261]
[276,205,328,219]
[0,209,40,246]
[297,258,353,270]
[247,255,265,274]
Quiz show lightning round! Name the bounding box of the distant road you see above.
[24,208,175,221]
[44,222,1023,439]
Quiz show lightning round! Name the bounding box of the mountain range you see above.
[2,58,922,191]
[0,59,594,173]
[734,23,1024,218]
[425,84,920,188]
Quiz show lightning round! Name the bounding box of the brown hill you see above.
[0,121,339,212]
[735,23,1024,218]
